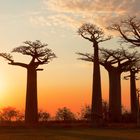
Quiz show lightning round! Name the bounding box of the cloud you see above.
[30,14,95,29]
[44,0,125,14]
[30,0,140,30]
[44,0,140,15]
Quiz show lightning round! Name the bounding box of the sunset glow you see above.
[0,73,6,89]
[0,0,139,116]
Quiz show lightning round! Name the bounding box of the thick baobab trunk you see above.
[25,67,38,124]
[108,71,121,122]
[91,44,102,122]
[130,71,137,121]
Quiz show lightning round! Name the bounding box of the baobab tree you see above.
[77,48,138,122]
[123,50,140,121]
[124,67,140,121]
[136,88,140,126]
[0,40,56,124]
[109,16,140,47]
[108,16,140,121]
[78,23,111,122]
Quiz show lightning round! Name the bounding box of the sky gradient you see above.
[0,0,139,115]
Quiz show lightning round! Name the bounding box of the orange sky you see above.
[0,61,134,115]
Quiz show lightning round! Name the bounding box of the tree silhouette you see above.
[0,40,56,124]
[38,110,50,122]
[0,107,23,122]
[77,48,138,122]
[136,88,140,126]
[80,105,91,121]
[124,53,140,121]
[108,16,140,121]
[78,23,111,122]
[109,16,140,47]
[55,107,76,121]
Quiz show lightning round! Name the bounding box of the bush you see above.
[38,110,50,122]
[0,107,24,122]
[80,105,91,120]
[55,107,76,121]
[102,101,109,122]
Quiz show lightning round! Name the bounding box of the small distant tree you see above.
[0,40,56,124]
[0,107,24,122]
[80,105,91,121]
[80,102,109,121]
[102,101,109,122]
[55,107,76,121]
[38,110,50,122]
[16,112,24,122]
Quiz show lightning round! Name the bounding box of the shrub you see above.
[55,107,76,121]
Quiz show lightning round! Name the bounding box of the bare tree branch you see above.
[8,62,28,68]
[108,16,140,47]
[77,48,140,72]
[0,53,28,68]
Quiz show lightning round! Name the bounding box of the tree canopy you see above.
[0,40,56,68]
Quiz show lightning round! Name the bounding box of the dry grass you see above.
[0,127,139,140]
